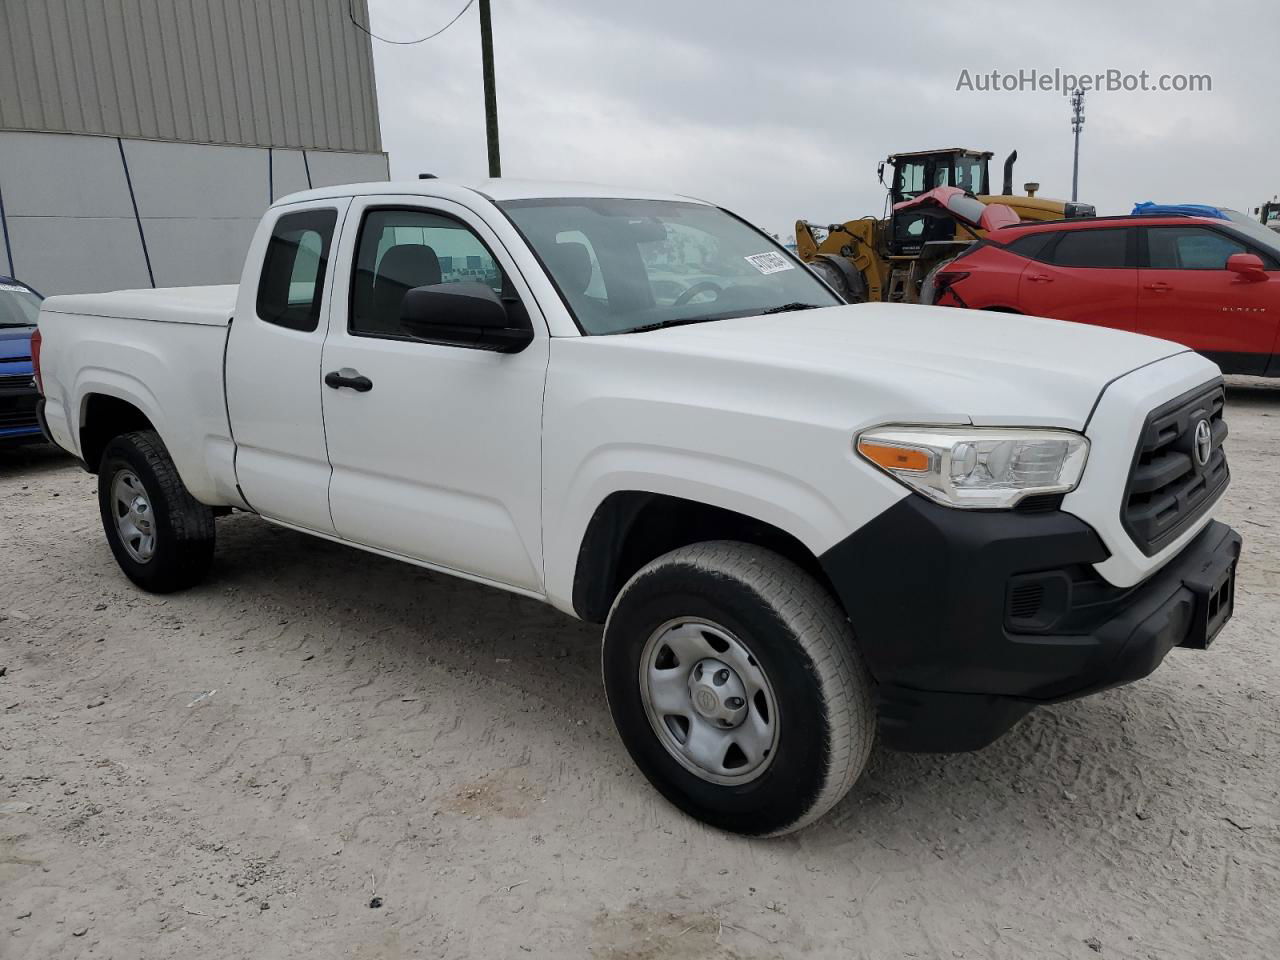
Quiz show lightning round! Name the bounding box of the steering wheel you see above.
[673,280,723,307]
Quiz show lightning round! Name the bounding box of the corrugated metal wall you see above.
[0,130,389,294]
[0,0,382,153]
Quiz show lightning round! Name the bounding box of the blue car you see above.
[0,277,45,445]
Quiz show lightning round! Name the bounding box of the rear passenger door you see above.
[1016,226,1137,331]
[319,197,549,591]
[226,199,350,533]
[1136,224,1279,374]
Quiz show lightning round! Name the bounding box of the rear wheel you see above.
[97,430,215,593]
[602,541,875,835]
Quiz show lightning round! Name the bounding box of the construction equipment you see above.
[1255,197,1280,233]
[796,148,1093,304]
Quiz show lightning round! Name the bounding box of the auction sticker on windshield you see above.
[744,252,794,275]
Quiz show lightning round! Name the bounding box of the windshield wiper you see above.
[759,302,823,315]
[621,316,724,335]
[622,302,826,335]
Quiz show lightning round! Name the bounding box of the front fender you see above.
[543,442,904,616]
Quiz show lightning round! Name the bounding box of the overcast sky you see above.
[365,0,1277,237]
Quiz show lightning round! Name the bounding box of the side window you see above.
[1006,231,1056,261]
[897,161,925,197]
[256,209,337,331]
[1146,226,1248,270]
[1046,228,1131,268]
[350,208,508,338]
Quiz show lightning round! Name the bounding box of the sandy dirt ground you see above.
[2,380,1278,960]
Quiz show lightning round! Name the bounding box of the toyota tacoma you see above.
[33,178,1241,835]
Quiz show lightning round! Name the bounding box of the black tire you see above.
[918,258,955,306]
[97,430,215,593]
[602,541,875,836]
[806,256,868,304]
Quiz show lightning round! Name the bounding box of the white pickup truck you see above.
[34,179,1240,835]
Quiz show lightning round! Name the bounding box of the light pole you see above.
[1070,89,1085,202]
[478,0,501,178]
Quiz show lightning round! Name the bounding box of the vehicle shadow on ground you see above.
[1225,375,1280,408]
[0,441,72,478]
[200,512,1195,856]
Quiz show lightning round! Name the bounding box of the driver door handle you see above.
[1026,273,1053,283]
[324,369,374,392]
[1143,282,1173,292]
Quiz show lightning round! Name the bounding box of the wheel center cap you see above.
[687,658,749,728]
[692,687,720,715]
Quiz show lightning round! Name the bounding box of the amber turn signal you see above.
[857,440,931,472]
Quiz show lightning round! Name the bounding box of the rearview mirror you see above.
[1226,253,1268,282]
[400,282,534,353]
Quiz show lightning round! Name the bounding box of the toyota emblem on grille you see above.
[1193,418,1212,467]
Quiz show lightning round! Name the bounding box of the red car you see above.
[924,209,1280,376]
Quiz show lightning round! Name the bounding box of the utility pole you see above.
[478,0,501,178]
[1070,89,1085,202]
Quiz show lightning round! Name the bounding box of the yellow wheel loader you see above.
[796,148,1093,304]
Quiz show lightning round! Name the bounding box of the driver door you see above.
[319,196,550,591]
[1136,224,1279,375]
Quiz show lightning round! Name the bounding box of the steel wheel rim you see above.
[111,469,157,564]
[639,617,779,785]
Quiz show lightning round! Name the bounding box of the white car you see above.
[32,179,1241,835]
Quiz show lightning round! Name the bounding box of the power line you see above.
[348,0,476,45]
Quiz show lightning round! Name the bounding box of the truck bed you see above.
[37,284,243,508]
[40,285,237,327]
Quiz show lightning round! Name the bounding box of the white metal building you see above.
[0,0,390,295]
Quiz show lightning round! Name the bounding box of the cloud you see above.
[367,0,1279,235]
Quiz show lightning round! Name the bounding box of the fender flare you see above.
[73,369,166,460]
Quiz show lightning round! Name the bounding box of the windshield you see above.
[500,198,840,334]
[953,156,986,194]
[0,283,41,327]
[1223,210,1280,261]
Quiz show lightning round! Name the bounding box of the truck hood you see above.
[616,303,1191,430]
[0,325,34,362]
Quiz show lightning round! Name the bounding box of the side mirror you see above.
[1226,253,1268,282]
[399,281,534,353]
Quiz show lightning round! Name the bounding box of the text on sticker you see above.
[744,252,795,275]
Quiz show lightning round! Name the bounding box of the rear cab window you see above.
[256,209,338,331]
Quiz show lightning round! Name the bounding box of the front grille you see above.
[1122,380,1229,556]
[1008,582,1045,619]
[0,407,38,429]
[0,372,34,390]
[1014,492,1065,513]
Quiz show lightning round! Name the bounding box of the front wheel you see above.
[97,430,215,593]
[602,542,875,836]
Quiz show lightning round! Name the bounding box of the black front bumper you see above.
[819,496,1241,752]
[0,379,43,445]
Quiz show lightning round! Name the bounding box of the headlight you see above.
[856,426,1089,509]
